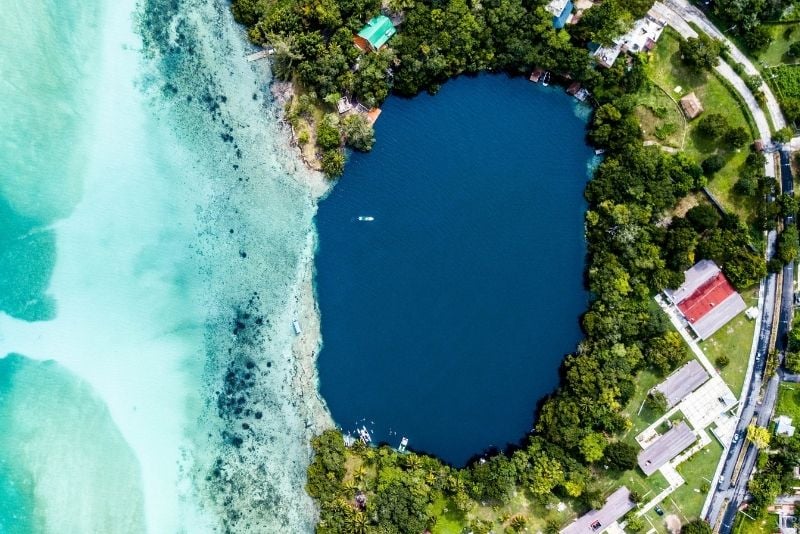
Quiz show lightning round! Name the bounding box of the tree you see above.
[786,351,800,373]
[646,332,685,375]
[645,390,668,413]
[604,441,639,471]
[715,354,730,368]
[789,41,800,58]
[374,478,431,534]
[341,114,375,152]
[774,126,794,144]
[580,433,607,463]
[681,519,712,534]
[725,126,750,148]
[679,34,723,71]
[686,205,721,232]
[701,154,726,176]
[777,226,800,265]
[747,424,771,449]
[316,113,341,151]
[697,113,729,139]
[734,174,758,196]
[321,149,345,177]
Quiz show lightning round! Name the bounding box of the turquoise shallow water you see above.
[0,0,326,531]
[316,75,593,465]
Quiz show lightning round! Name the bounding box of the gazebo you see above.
[679,92,704,119]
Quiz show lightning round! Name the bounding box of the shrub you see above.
[701,154,726,175]
[715,354,730,368]
[774,126,794,143]
[316,113,341,151]
[789,41,800,58]
[342,114,375,152]
[603,442,639,471]
[321,149,345,177]
[734,174,758,195]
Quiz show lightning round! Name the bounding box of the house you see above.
[545,0,574,29]
[680,92,704,119]
[354,15,396,52]
[638,422,696,476]
[560,487,636,534]
[776,416,796,437]
[665,260,747,340]
[591,8,666,67]
[653,360,710,409]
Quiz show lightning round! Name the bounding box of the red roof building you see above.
[665,260,747,340]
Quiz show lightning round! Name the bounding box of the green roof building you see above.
[355,15,396,52]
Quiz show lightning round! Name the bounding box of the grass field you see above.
[757,24,800,67]
[645,29,755,218]
[635,84,686,149]
[699,287,760,397]
[775,382,800,422]
[732,512,780,534]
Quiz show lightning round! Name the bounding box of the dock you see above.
[357,426,372,444]
[246,49,271,62]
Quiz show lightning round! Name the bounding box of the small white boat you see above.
[542,71,551,86]
[292,319,302,335]
[357,216,374,221]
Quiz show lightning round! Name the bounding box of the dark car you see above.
[655,506,664,516]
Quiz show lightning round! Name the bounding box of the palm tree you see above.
[354,465,367,484]
[346,510,368,534]
[404,454,422,471]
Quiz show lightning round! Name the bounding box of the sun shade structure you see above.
[354,16,396,52]
[560,487,635,534]
[638,421,696,476]
[665,260,746,340]
[653,360,710,409]
[680,92,704,119]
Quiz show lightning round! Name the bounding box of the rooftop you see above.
[680,92,704,119]
[356,15,396,51]
[654,360,710,409]
[560,487,635,534]
[666,260,746,340]
[638,421,696,476]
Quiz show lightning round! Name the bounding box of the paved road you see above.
[663,0,786,131]
[713,149,795,533]
[655,1,777,179]
[706,271,774,527]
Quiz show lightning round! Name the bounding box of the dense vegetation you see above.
[767,65,800,123]
[746,430,800,518]
[227,0,784,530]
[231,0,657,175]
[712,0,792,52]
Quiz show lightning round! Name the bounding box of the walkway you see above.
[661,0,786,131]
[653,1,780,178]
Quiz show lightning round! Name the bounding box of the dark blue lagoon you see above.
[315,74,594,465]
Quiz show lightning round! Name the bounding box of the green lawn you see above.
[646,29,756,218]
[699,287,759,397]
[775,382,800,422]
[766,64,800,103]
[430,498,466,534]
[635,83,686,149]
[732,512,780,534]
[672,440,724,518]
[757,24,800,68]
